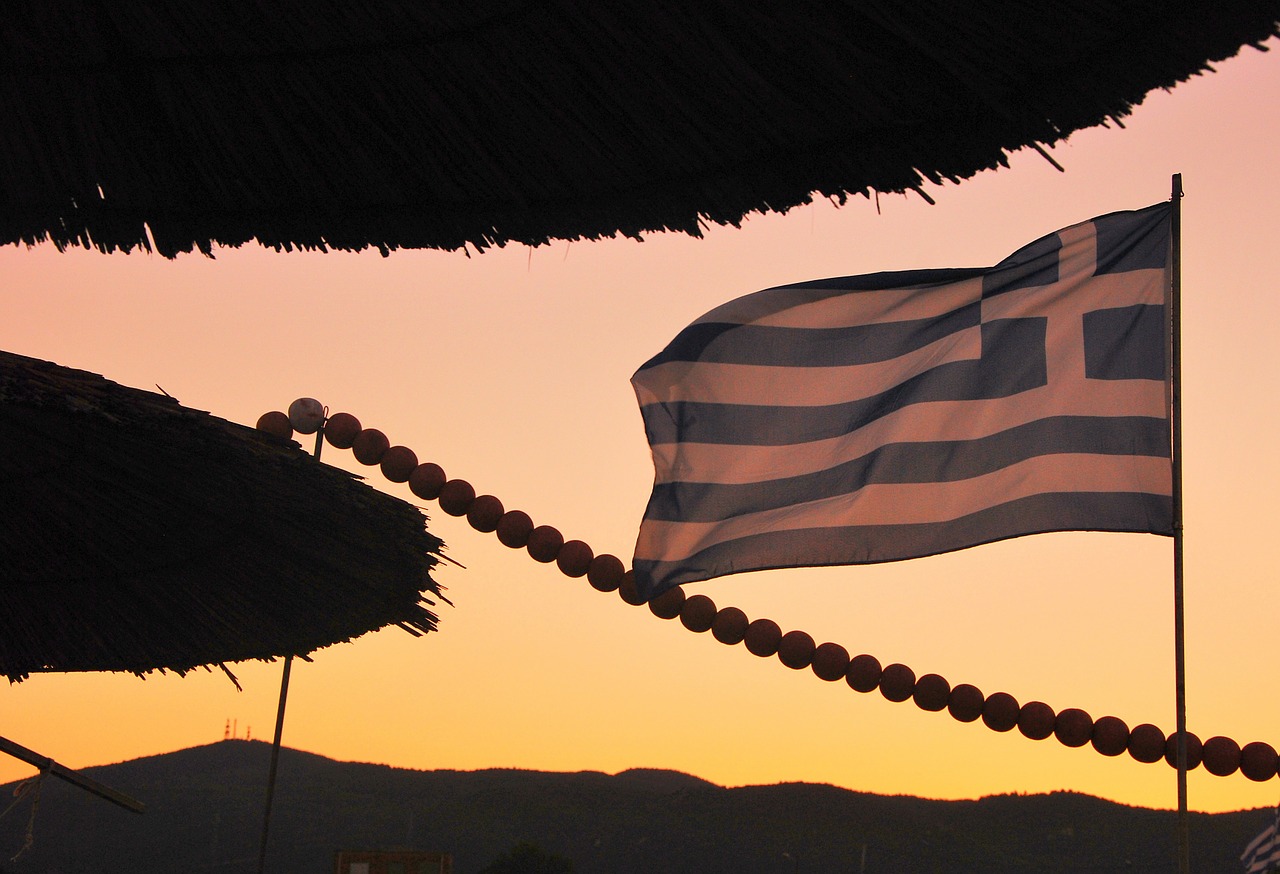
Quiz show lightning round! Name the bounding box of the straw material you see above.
[2,2,1276,257]
[0,351,445,681]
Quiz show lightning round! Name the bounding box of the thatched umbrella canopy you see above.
[2,2,1277,258]
[0,350,444,682]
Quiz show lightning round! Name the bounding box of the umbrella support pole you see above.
[256,654,293,874]
[256,421,323,872]
[0,735,144,813]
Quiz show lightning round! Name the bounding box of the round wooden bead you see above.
[777,630,816,670]
[743,618,782,657]
[526,525,564,563]
[947,684,985,723]
[1054,708,1093,748]
[1201,736,1241,777]
[1239,741,1278,782]
[648,586,685,619]
[587,554,625,592]
[437,479,476,516]
[1015,700,1053,739]
[1127,723,1168,764]
[618,571,646,606]
[980,691,1019,733]
[352,428,390,465]
[256,411,293,440]
[555,539,593,577]
[879,663,916,703]
[711,607,749,645]
[495,510,534,548]
[845,654,882,693]
[323,412,361,449]
[409,463,447,500]
[1164,731,1203,770]
[1091,715,1129,757]
[466,495,505,532]
[380,445,418,483]
[810,642,850,682]
[912,673,951,712]
[680,595,717,633]
[287,397,325,434]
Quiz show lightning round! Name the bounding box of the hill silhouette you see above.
[0,740,1269,873]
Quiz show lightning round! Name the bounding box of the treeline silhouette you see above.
[0,740,1269,873]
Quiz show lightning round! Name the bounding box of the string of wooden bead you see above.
[256,408,1280,782]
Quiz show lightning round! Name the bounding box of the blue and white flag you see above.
[1242,809,1280,874]
[632,203,1173,598]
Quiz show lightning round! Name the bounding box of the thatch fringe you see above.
[2,2,1277,257]
[0,350,446,681]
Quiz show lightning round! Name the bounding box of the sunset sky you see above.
[3,39,1279,818]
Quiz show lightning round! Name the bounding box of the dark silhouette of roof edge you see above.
[2,2,1277,258]
[0,350,447,681]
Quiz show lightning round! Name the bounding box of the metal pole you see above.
[1170,173,1189,874]
[256,654,293,874]
[256,410,326,873]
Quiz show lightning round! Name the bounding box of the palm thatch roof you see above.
[0,350,444,682]
[3,2,1277,258]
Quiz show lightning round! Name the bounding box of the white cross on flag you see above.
[632,203,1173,598]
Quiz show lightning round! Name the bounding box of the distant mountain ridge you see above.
[0,740,1268,873]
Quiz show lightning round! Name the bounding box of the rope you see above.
[2,769,46,862]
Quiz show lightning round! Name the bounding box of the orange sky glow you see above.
[3,40,1280,817]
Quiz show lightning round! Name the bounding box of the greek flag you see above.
[632,204,1173,598]
[1242,810,1280,874]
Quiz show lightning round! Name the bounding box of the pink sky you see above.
[3,39,1280,815]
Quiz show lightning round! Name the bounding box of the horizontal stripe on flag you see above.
[636,453,1173,567]
[641,302,982,370]
[634,491,1174,589]
[634,327,982,408]
[642,318,1050,447]
[683,270,987,329]
[647,380,1168,486]
[639,296,1164,421]
[643,416,1171,523]
[704,277,986,329]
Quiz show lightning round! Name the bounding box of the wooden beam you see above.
[0,735,145,814]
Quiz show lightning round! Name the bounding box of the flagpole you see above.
[1170,173,1189,874]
